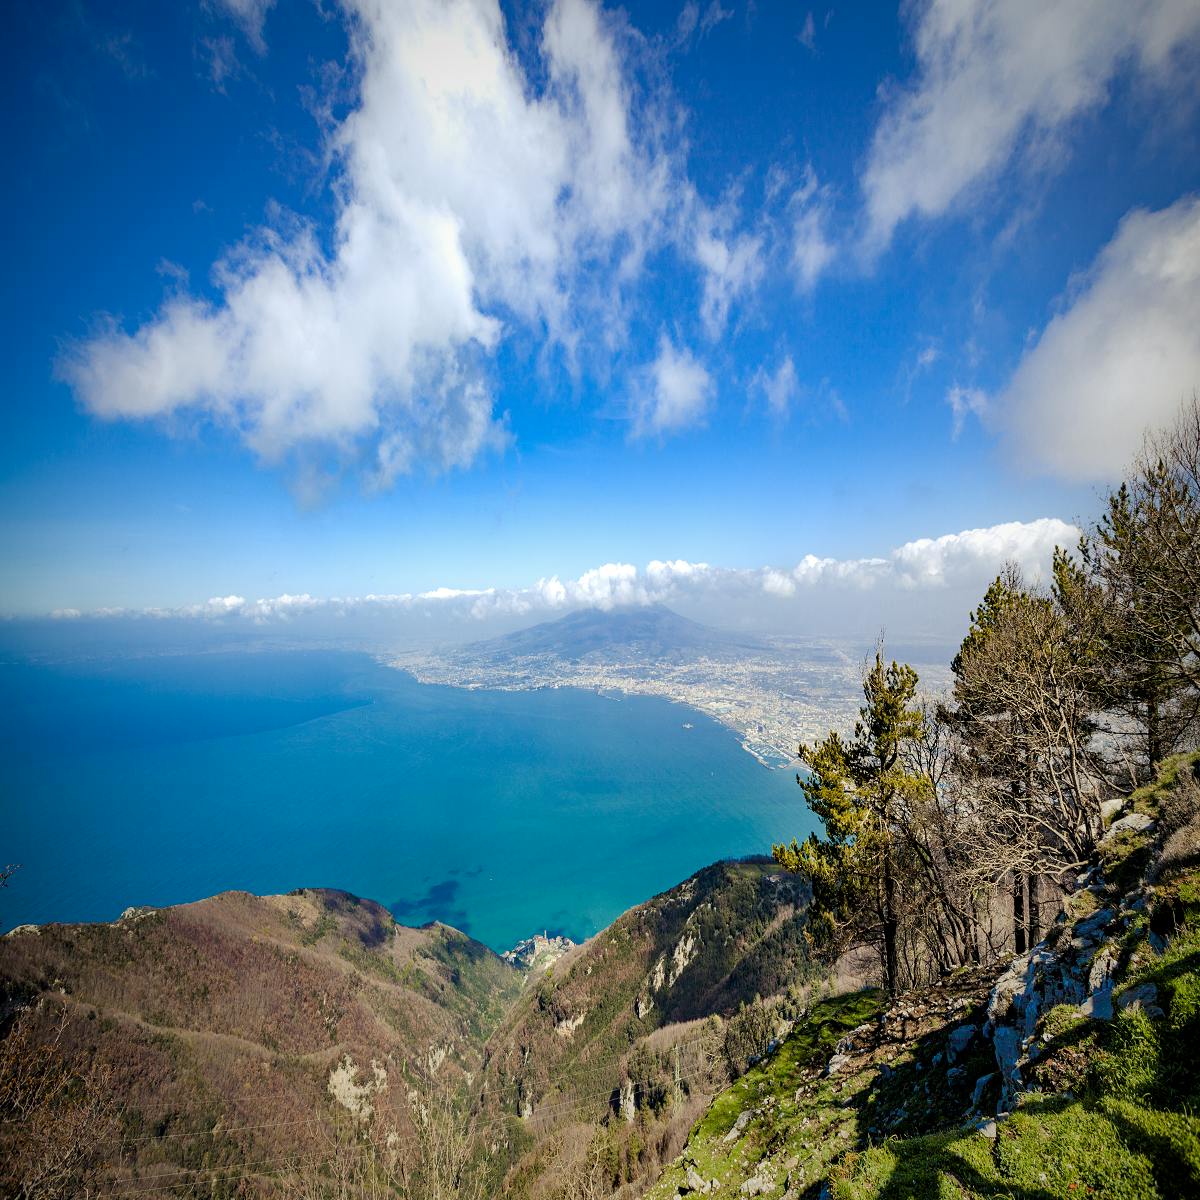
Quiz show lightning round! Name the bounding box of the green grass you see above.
[830,1094,1200,1199]
[828,911,1200,1199]
[646,990,884,1197]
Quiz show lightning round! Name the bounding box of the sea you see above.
[0,649,814,952]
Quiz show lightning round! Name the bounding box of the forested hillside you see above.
[0,888,523,1197]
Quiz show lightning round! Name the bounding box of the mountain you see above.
[481,858,820,1192]
[462,604,766,665]
[5,754,1196,1198]
[0,859,816,1198]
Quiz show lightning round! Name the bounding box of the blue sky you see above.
[2,0,1199,634]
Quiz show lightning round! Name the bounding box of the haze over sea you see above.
[1,649,811,951]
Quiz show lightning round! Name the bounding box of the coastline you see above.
[389,656,802,770]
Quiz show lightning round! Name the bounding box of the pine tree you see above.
[773,650,925,997]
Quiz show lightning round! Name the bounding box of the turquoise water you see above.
[0,650,812,951]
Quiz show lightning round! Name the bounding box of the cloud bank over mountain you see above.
[36,517,1077,643]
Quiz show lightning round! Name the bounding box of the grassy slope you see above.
[647,754,1200,1200]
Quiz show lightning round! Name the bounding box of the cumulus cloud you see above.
[998,194,1200,479]
[60,0,682,482]
[862,0,1200,249]
[50,518,1078,631]
[632,334,714,437]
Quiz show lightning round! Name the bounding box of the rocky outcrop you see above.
[982,789,1161,1112]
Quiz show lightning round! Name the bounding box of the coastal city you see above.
[396,634,953,769]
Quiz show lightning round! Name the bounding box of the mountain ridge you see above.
[461,604,767,664]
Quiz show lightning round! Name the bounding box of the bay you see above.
[0,650,813,951]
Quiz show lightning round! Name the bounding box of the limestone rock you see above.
[723,1109,753,1143]
[1106,811,1154,838]
[971,1072,996,1109]
[741,1172,771,1195]
[824,1052,850,1076]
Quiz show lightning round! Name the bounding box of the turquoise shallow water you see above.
[0,650,813,951]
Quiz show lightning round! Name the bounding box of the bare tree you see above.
[0,1004,121,1200]
[396,1068,487,1200]
[944,564,1107,950]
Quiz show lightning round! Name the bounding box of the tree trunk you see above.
[1027,874,1040,946]
[881,850,900,996]
[1012,871,1027,955]
[1147,681,1162,772]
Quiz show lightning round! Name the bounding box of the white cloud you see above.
[212,0,276,52]
[790,167,835,290]
[60,0,680,484]
[699,1,733,36]
[862,0,1200,249]
[998,194,1200,479]
[946,384,988,438]
[797,12,816,52]
[693,201,765,339]
[752,355,799,419]
[50,518,1078,629]
[632,334,714,437]
[674,0,732,47]
[885,518,1075,588]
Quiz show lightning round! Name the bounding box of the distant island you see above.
[393,604,952,767]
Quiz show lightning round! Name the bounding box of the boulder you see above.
[824,1052,850,1076]
[1078,986,1114,1021]
[970,1072,996,1109]
[723,1109,753,1143]
[1117,982,1163,1017]
[1106,811,1154,838]
[946,1023,975,1061]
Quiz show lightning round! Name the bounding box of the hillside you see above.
[480,858,822,1193]
[4,757,1196,1198]
[0,887,521,1196]
[0,859,820,1198]
[644,753,1200,1200]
